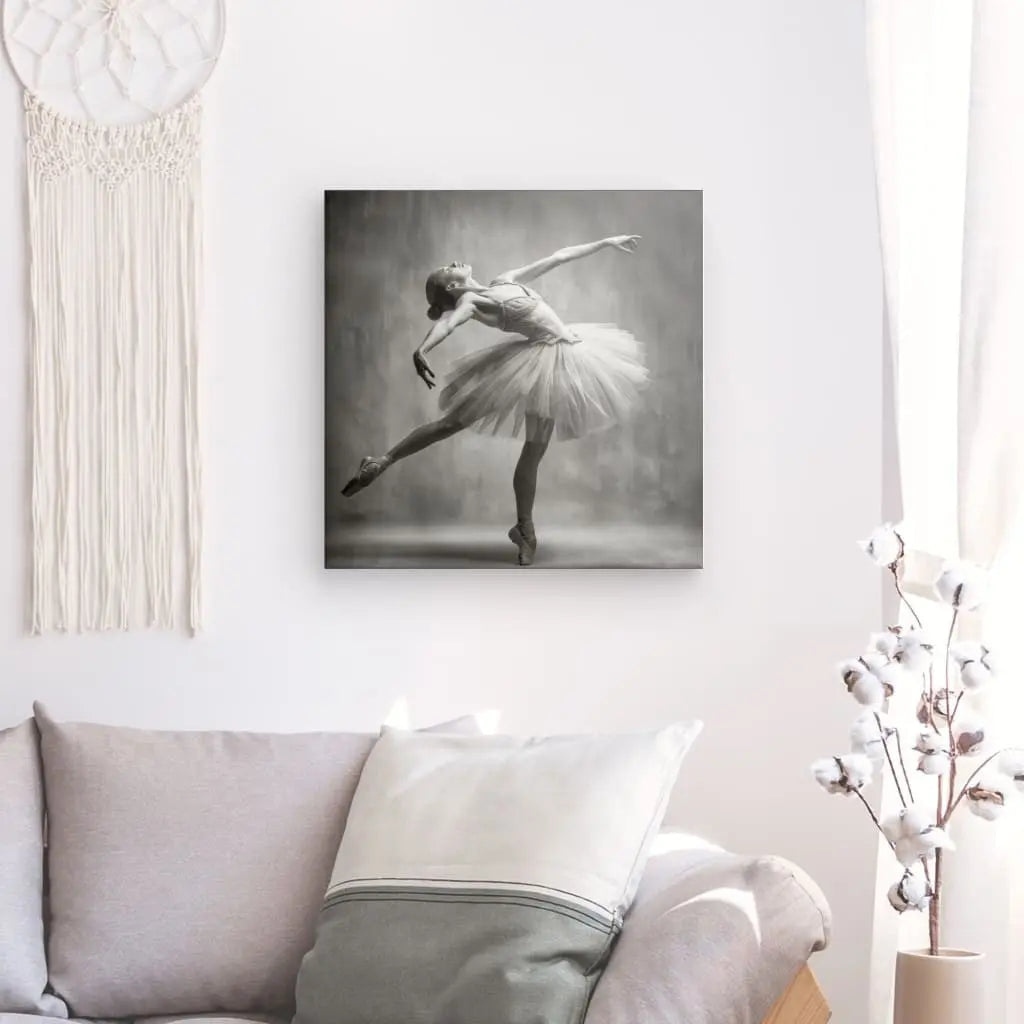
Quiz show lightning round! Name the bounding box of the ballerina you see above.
[341,235,649,566]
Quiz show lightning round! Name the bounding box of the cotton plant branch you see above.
[852,784,896,850]
[943,611,960,815]
[889,561,924,630]
[888,558,941,735]
[944,747,1024,823]
[812,524,1013,957]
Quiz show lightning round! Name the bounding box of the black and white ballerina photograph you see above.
[324,190,702,569]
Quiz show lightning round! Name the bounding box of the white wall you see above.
[0,1,881,1019]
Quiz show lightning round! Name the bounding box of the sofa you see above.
[0,709,832,1024]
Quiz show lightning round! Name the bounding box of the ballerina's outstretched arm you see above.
[496,235,641,284]
[413,293,478,389]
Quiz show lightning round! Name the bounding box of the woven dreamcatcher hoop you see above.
[3,0,225,633]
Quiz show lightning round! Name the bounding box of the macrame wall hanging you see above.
[3,0,224,634]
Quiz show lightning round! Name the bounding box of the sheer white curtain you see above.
[867,2,1024,1021]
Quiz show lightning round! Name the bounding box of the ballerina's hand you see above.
[607,235,641,254]
[413,351,436,390]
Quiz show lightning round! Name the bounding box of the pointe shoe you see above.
[342,456,391,497]
[508,524,538,566]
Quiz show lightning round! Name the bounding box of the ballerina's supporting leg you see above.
[341,413,466,496]
[509,416,554,566]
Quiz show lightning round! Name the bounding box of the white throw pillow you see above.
[294,722,702,1024]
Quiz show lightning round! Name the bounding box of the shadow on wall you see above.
[324,190,702,530]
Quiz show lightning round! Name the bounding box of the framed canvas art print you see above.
[324,190,702,569]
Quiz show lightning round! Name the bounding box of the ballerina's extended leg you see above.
[509,417,554,565]
[342,413,465,496]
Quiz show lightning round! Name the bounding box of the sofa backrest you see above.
[32,704,478,1019]
[0,720,67,1017]
[36,702,380,1018]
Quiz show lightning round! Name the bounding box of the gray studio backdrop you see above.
[325,190,702,565]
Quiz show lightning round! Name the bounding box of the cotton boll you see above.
[999,752,1024,792]
[887,881,907,912]
[950,642,989,667]
[860,523,904,566]
[951,643,996,691]
[954,720,987,757]
[884,806,946,864]
[851,711,896,761]
[876,662,904,696]
[961,662,994,691]
[914,730,950,775]
[918,752,951,775]
[839,753,874,791]
[840,654,897,707]
[882,806,932,848]
[896,824,953,865]
[894,837,924,867]
[870,631,900,659]
[966,781,1008,821]
[900,806,930,837]
[888,869,932,913]
[967,793,1004,821]
[839,659,870,689]
[860,651,890,674]
[881,815,904,845]
[934,568,960,606]
[811,758,844,794]
[916,825,954,854]
[894,628,934,673]
[934,563,988,611]
[914,730,946,755]
[851,673,887,709]
[811,754,873,795]
[957,575,988,611]
[968,801,1002,822]
[838,658,887,709]
[851,727,884,763]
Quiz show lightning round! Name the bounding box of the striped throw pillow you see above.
[294,723,701,1024]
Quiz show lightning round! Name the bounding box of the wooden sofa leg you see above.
[762,965,831,1024]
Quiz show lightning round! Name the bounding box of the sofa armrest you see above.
[585,834,832,1024]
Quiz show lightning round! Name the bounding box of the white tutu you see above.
[438,324,648,441]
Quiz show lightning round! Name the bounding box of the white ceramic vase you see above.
[893,949,986,1024]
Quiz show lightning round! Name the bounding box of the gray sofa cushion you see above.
[34,703,478,1019]
[584,835,831,1024]
[0,721,67,1017]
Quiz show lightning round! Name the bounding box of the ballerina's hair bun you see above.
[425,267,459,321]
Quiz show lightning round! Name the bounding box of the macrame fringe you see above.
[25,92,203,634]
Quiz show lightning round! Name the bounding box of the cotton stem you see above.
[943,611,959,793]
[930,848,943,956]
[892,728,916,805]
[852,786,895,851]
[875,711,907,808]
